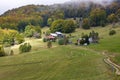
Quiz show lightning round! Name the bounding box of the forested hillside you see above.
[0,0,120,31]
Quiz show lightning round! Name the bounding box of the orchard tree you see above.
[90,8,106,27]
[82,18,90,29]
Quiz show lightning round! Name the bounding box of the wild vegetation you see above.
[0,45,5,56]
[24,25,41,38]
[0,29,24,47]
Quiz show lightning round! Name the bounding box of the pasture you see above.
[0,24,120,80]
[0,46,113,80]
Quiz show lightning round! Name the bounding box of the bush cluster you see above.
[0,45,5,57]
[43,38,48,42]
[109,30,116,36]
[47,41,52,48]
[58,37,69,45]
[58,38,64,45]
[19,43,32,53]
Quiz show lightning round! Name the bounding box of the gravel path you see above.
[103,52,120,75]
[104,58,120,75]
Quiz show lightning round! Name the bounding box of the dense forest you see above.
[0,0,120,32]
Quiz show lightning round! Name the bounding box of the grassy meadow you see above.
[0,46,113,80]
[71,24,120,70]
[0,24,120,80]
[71,24,120,53]
[71,24,120,64]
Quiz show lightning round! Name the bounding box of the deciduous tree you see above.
[90,8,106,27]
[82,18,90,29]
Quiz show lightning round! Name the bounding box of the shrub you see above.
[0,45,5,57]
[19,43,32,53]
[109,30,116,36]
[10,50,14,55]
[75,43,78,45]
[80,39,85,45]
[47,41,52,48]
[83,35,90,45]
[64,36,69,45]
[58,38,64,45]
[43,38,47,42]
[27,43,32,51]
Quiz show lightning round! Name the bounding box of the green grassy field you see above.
[88,33,120,53]
[70,24,120,65]
[0,24,120,80]
[0,46,113,80]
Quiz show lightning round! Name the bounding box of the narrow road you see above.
[103,52,120,75]
[77,47,120,76]
[104,58,120,75]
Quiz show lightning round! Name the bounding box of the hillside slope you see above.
[0,46,112,80]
